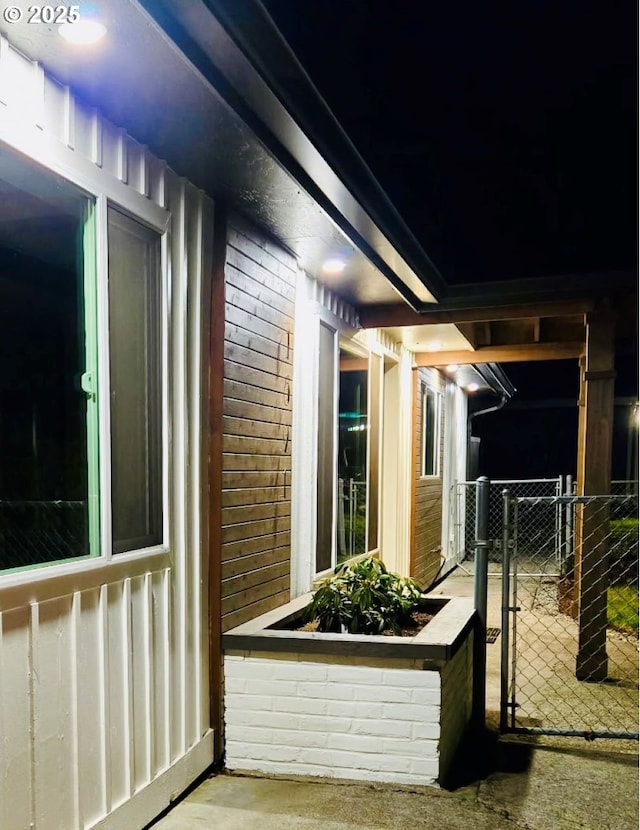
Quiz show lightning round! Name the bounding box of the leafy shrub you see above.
[304,556,422,635]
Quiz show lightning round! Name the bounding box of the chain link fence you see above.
[0,500,88,572]
[337,479,366,562]
[452,478,563,568]
[501,490,639,738]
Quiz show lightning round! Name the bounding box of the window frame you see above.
[0,140,171,584]
[420,382,442,479]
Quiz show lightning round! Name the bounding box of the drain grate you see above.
[486,627,501,644]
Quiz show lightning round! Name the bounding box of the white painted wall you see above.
[0,37,212,829]
[442,381,469,568]
[224,654,442,785]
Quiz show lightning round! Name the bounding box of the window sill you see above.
[0,548,170,613]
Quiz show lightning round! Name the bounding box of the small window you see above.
[421,384,441,477]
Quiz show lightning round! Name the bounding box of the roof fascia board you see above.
[359,298,595,328]
[136,0,441,307]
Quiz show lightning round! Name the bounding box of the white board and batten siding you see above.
[0,39,213,829]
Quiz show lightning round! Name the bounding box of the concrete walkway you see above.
[151,571,638,830]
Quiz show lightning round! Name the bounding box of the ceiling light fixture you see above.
[425,340,443,352]
[59,19,107,46]
[467,382,480,393]
[322,257,346,275]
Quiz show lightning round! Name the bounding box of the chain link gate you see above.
[452,478,563,568]
[499,488,639,738]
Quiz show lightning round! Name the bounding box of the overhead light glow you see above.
[446,364,458,373]
[425,340,443,352]
[322,258,346,275]
[59,19,107,45]
[467,382,480,393]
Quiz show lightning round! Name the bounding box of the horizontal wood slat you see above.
[222,502,291,527]
[221,487,291,508]
[221,545,291,580]
[222,516,290,544]
[221,218,295,628]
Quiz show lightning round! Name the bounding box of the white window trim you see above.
[420,382,442,479]
[0,133,172,583]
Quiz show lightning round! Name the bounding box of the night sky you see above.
[260,0,636,286]
[260,0,637,477]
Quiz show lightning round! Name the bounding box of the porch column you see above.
[575,305,615,681]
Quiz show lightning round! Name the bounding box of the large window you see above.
[314,336,381,575]
[0,148,163,575]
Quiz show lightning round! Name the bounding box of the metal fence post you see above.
[500,489,511,731]
[472,476,490,730]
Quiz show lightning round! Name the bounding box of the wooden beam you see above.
[414,342,585,366]
[359,298,595,328]
[575,306,616,681]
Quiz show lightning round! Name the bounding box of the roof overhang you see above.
[0,0,442,309]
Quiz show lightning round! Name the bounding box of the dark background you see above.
[260,0,638,479]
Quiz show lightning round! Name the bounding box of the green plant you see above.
[304,556,422,635]
[608,585,639,635]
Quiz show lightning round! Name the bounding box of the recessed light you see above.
[467,383,479,393]
[59,19,107,45]
[425,340,443,352]
[322,258,346,275]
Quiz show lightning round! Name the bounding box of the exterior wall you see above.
[221,216,297,630]
[0,39,212,829]
[441,383,469,568]
[224,654,442,785]
[438,631,474,780]
[411,368,446,587]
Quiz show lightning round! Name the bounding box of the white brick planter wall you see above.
[223,596,476,786]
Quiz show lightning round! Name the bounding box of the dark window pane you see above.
[316,323,335,572]
[0,150,89,570]
[367,353,381,550]
[422,385,439,476]
[337,351,368,562]
[108,208,162,554]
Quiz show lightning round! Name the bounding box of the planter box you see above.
[222,594,476,786]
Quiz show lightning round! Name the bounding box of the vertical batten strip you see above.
[161,567,172,769]
[0,35,9,106]
[91,108,103,167]
[28,603,38,828]
[63,85,74,150]
[98,584,111,814]
[32,62,45,129]
[169,175,188,758]
[122,578,134,797]
[116,128,127,183]
[189,190,204,741]
[143,573,154,783]
[70,592,82,829]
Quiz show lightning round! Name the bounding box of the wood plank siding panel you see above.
[221,217,297,631]
[410,368,446,588]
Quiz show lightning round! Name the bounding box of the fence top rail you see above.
[460,478,562,487]
[0,500,87,507]
[511,494,638,506]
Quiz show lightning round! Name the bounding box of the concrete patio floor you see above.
[150,570,639,830]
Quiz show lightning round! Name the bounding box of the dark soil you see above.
[294,609,434,636]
